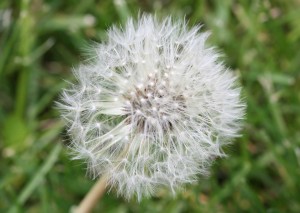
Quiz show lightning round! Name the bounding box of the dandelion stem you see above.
[74,176,107,213]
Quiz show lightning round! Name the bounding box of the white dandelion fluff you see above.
[58,15,245,201]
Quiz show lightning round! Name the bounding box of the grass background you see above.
[1,0,300,212]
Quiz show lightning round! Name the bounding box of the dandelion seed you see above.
[58,15,245,201]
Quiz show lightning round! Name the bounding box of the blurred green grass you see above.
[1,0,300,212]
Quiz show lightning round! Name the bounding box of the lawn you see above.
[1,0,300,212]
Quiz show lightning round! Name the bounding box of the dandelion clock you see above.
[58,14,245,211]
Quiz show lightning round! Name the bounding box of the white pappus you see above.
[58,15,245,201]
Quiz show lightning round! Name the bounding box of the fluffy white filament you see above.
[58,15,245,201]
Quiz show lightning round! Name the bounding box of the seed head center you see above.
[123,74,185,131]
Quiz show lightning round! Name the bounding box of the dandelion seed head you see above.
[58,14,245,201]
